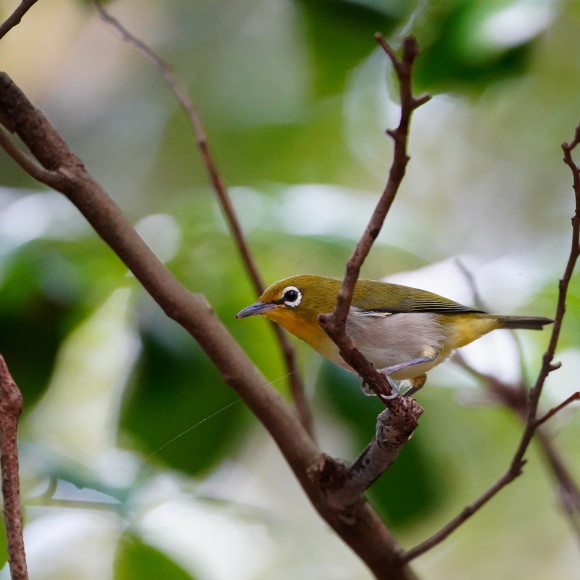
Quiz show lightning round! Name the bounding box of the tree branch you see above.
[329,35,429,329]
[0,356,29,580]
[319,35,430,401]
[0,0,38,40]
[534,392,580,429]
[312,36,428,506]
[0,70,418,579]
[0,70,314,465]
[402,121,580,562]
[315,399,421,509]
[453,351,580,545]
[93,0,312,436]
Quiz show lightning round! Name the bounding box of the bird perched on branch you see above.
[237,275,553,397]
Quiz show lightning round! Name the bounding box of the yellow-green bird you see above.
[237,275,553,395]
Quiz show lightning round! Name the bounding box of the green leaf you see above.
[295,0,402,98]
[0,247,72,408]
[411,0,539,95]
[0,235,131,409]
[114,533,195,580]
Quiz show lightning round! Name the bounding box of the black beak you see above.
[236,301,276,319]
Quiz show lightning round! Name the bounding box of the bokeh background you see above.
[0,0,579,578]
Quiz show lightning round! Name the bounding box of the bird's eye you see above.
[282,286,301,307]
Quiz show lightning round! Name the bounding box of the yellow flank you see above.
[236,274,553,394]
[440,313,503,349]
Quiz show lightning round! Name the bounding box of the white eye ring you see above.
[281,286,302,307]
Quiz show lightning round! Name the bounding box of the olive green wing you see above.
[353,280,485,315]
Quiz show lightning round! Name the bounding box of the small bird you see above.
[237,275,553,396]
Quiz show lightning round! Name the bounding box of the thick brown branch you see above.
[316,400,422,509]
[93,1,312,435]
[0,71,417,579]
[0,70,312,463]
[0,356,29,580]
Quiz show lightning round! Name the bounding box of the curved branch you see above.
[93,0,312,435]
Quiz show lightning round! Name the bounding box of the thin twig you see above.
[534,392,580,429]
[312,35,428,515]
[329,35,430,330]
[455,353,580,543]
[402,122,580,562]
[0,127,62,183]
[93,1,312,436]
[453,258,580,536]
[0,0,38,40]
[454,258,489,311]
[510,123,580,463]
[319,35,430,402]
[0,356,29,580]
[402,468,518,563]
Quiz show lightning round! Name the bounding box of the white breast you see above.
[344,309,451,379]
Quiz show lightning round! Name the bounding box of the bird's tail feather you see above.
[495,315,554,330]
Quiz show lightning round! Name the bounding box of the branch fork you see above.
[310,398,422,513]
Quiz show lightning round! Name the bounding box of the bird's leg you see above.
[376,349,438,397]
[377,355,434,377]
[361,349,438,399]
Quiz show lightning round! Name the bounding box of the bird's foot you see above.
[360,374,401,400]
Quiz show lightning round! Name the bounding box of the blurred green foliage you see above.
[0,0,578,578]
[121,320,250,475]
[294,0,403,97]
[0,525,6,571]
[412,0,534,94]
[114,534,195,580]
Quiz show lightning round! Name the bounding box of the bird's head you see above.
[236,275,342,337]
